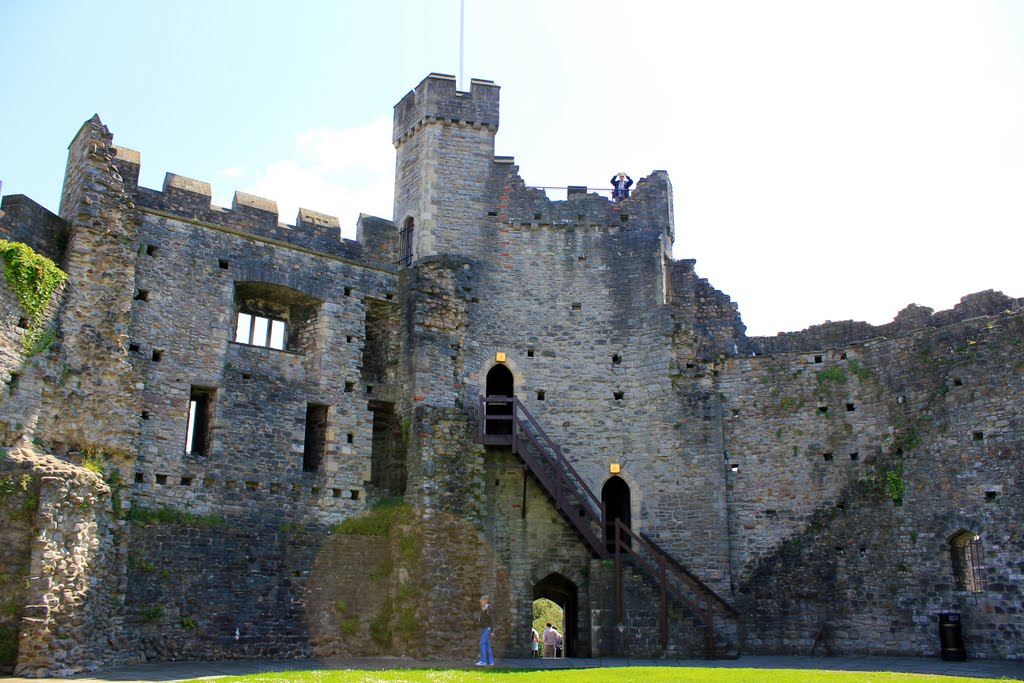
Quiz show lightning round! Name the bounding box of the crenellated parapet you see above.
[497,169,675,246]
[131,176,373,262]
[392,73,499,147]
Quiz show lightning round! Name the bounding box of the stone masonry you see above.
[0,72,1021,675]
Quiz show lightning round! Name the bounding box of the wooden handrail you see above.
[480,395,606,557]
[479,395,738,658]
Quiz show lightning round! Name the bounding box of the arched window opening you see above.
[484,364,514,436]
[602,475,631,554]
[950,530,986,592]
[398,218,414,267]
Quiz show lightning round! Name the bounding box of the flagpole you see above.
[459,0,465,90]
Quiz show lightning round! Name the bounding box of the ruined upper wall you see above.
[0,196,67,264]
[748,290,1023,355]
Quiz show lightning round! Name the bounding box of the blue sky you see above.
[2,0,1022,336]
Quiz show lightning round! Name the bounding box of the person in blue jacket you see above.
[611,172,633,200]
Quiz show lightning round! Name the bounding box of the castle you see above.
[1,73,1021,677]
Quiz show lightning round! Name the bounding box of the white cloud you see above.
[245,118,395,238]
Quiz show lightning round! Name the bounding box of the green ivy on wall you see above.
[0,240,68,355]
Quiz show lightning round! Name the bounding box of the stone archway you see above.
[533,572,579,658]
[602,475,631,553]
[484,364,514,435]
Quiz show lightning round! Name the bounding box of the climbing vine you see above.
[0,240,68,355]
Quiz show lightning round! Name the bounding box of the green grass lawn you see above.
[183,667,1021,683]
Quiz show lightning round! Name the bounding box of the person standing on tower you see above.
[610,172,633,201]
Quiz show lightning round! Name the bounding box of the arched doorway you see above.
[602,476,631,553]
[533,573,579,657]
[485,364,514,435]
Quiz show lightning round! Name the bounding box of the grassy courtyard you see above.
[185,666,1021,683]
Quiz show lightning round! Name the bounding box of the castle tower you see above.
[392,73,500,262]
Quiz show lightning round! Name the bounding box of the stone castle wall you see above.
[720,307,1024,658]
[0,73,1021,673]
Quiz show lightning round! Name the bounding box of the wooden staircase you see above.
[478,395,740,658]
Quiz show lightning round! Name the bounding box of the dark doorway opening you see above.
[485,364,514,435]
[368,400,406,497]
[533,573,580,657]
[602,475,631,553]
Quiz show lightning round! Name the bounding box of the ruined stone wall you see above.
[36,116,142,462]
[0,196,67,264]
[2,449,128,678]
[720,308,1024,658]
[124,204,397,526]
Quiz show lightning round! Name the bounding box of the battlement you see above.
[498,169,676,246]
[393,73,500,146]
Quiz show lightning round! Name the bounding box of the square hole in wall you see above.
[385,293,394,300]
[311,486,321,496]
[571,303,582,311]
[332,488,342,498]
[246,481,259,491]
[814,355,823,363]
[129,343,140,353]
[134,289,149,301]
[612,354,622,365]
[846,403,855,412]
[152,349,163,362]
[242,373,252,380]
[270,483,282,494]
[344,381,355,392]
[487,210,498,217]
[347,335,356,343]
[203,478,216,487]
[141,411,151,420]
[849,452,860,461]
[16,317,29,329]
[155,474,168,485]
[817,406,829,415]
[134,472,145,483]
[985,491,998,501]
[218,259,230,269]
[822,452,834,461]
[527,349,534,357]
[344,287,352,297]
[180,476,193,486]
[730,464,740,472]
[613,391,624,400]
[973,431,985,441]
[347,432,354,443]
[226,480,237,490]
[620,214,629,222]
[953,378,963,386]
[537,390,546,401]
[145,244,159,257]
[350,490,360,500]
[534,213,543,220]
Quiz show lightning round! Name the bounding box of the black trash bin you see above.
[938,612,966,661]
